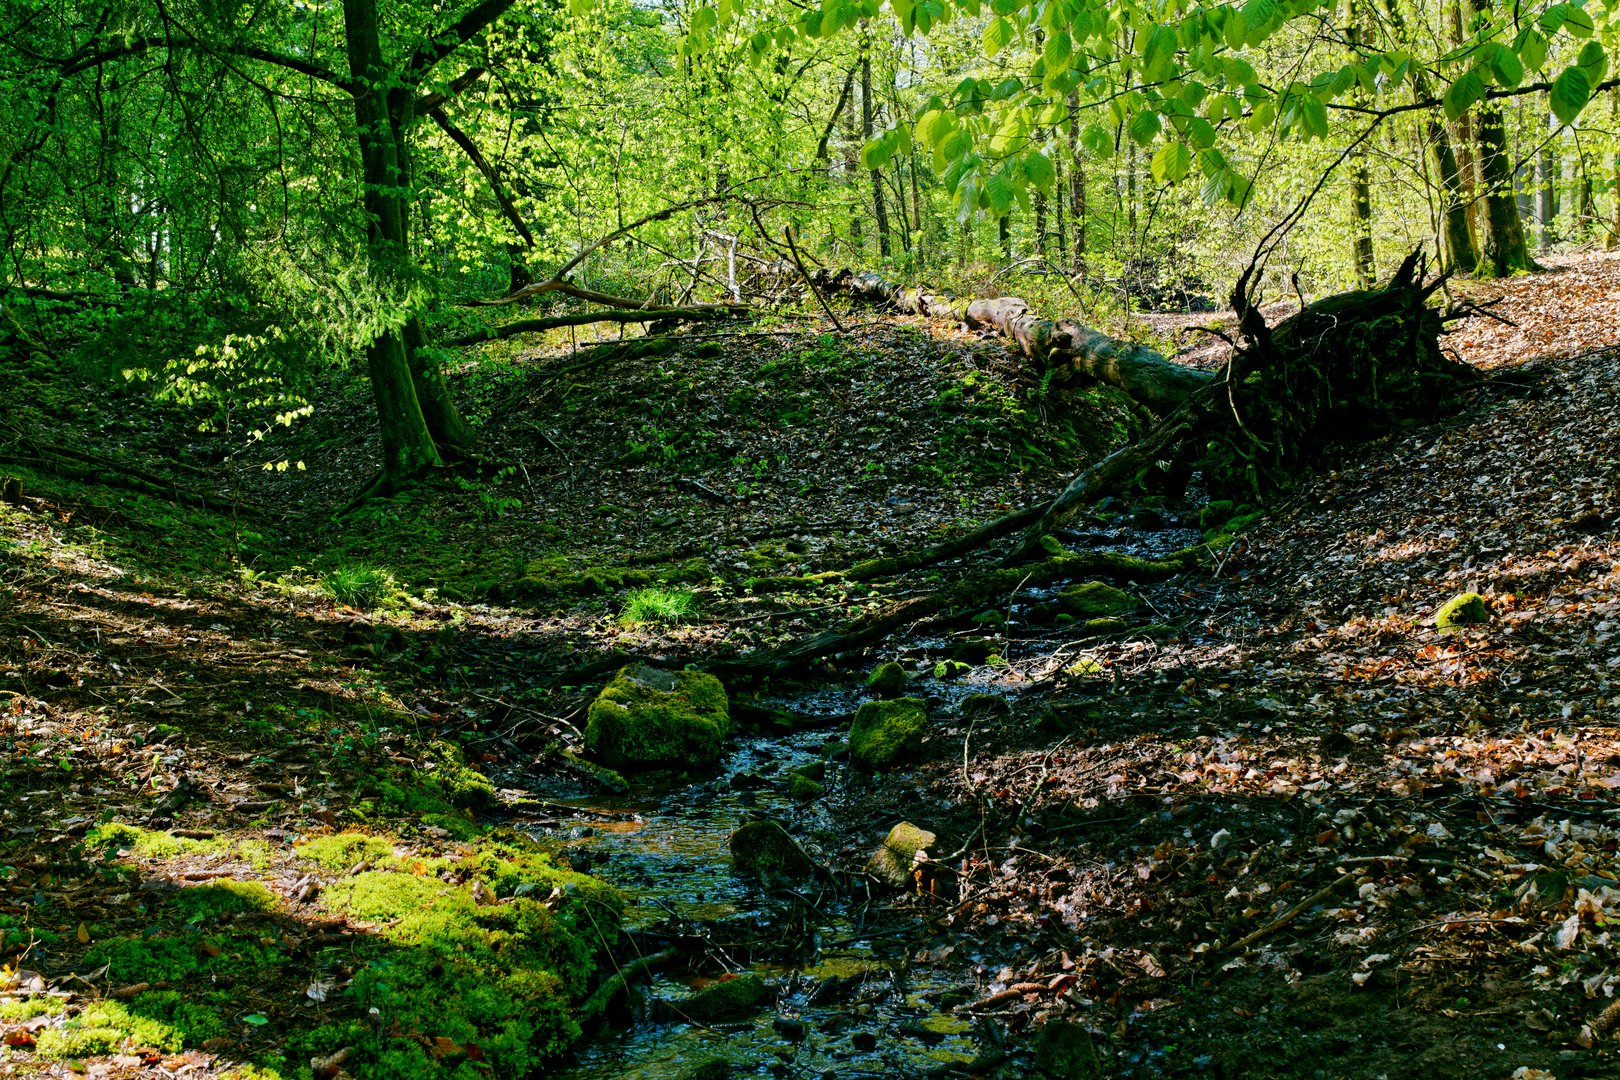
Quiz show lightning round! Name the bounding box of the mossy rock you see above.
[961,693,1010,718]
[788,773,824,801]
[1078,617,1128,637]
[970,609,1005,627]
[865,821,937,889]
[585,664,730,770]
[932,659,972,680]
[952,638,996,664]
[426,740,495,808]
[866,661,909,698]
[1057,582,1137,618]
[678,973,769,1021]
[728,820,817,881]
[1034,1019,1101,1078]
[848,697,928,770]
[1435,591,1490,633]
[1199,500,1238,529]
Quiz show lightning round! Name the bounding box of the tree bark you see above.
[1467,0,1535,276]
[343,0,443,484]
[861,44,890,258]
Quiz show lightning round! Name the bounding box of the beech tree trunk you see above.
[860,46,890,258]
[1467,0,1535,276]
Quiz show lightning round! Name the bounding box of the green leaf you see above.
[1142,25,1178,81]
[1024,149,1056,190]
[1150,142,1191,183]
[244,1014,270,1026]
[1037,102,1068,125]
[983,16,1013,56]
[1184,116,1216,148]
[861,137,893,170]
[1045,28,1073,71]
[986,171,1015,214]
[1518,28,1549,71]
[1539,3,1569,34]
[1550,64,1591,125]
[1128,109,1161,146]
[1489,44,1524,88]
[1080,122,1115,157]
[1298,94,1328,139]
[1197,146,1228,175]
[1564,5,1594,36]
[1442,69,1485,121]
[1223,8,1246,48]
[935,127,973,170]
[1200,168,1231,206]
[1577,41,1607,86]
[1223,57,1256,85]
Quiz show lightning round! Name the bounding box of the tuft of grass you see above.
[321,563,393,610]
[618,586,697,625]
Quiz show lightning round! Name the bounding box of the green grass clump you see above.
[619,586,697,625]
[321,563,394,610]
[296,831,398,871]
[170,879,278,920]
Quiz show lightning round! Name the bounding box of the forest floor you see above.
[2,252,1620,1079]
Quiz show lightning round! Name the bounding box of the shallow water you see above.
[520,695,988,1079]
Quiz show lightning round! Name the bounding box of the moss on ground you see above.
[35,996,224,1059]
[169,879,278,920]
[1435,591,1490,632]
[848,698,928,770]
[866,660,909,697]
[584,664,730,770]
[1058,582,1137,618]
[296,831,398,871]
[84,822,220,859]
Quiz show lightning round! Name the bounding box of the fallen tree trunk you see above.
[445,304,749,347]
[807,269,1212,414]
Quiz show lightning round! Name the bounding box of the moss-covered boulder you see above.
[1034,1019,1101,1078]
[679,972,769,1021]
[728,820,817,881]
[1058,582,1137,618]
[848,697,928,770]
[1435,591,1490,633]
[585,664,730,770]
[866,661,909,698]
[865,822,937,889]
[788,773,824,801]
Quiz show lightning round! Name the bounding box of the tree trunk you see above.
[1538,106,1558,252]
[1345,0,1375,288]
[1467,0,1534,276]
[343,0,443,486]
[1611,91,1620,251]
[860,44,890,258]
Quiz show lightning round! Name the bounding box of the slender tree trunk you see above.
[1068,91,1086,272]
[1448,0,1484,245]
[1055,158,1068,265]
[1463,0,1535,275]
[343,0,444,484]
[1538,106,1558,252]
[1612,91,1620,250]
[843,76,863,254]
[860,44,890,258]
[910,156,924,263]
[998,214,1011,259]
[1345,0,1375,287]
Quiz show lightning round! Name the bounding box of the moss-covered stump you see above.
[1058,582,1137,618]
[1435,591,1491,633]
[585,664,730,770]
[677,973,769,1022]
[866,660,909,697]
[729,819,818,881]
[865,822,937,889]
[848,697,928,769]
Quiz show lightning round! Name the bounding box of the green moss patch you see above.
[84,822,218,859]
[1057,582,1137,618]
[866,661,909,697]
[1435,591,1490,632]
[296,831,398,871]
[678,972,768,1021]
[35,997,220,1059]
[848,697,928,770]
[584,664,730,770]
[170,879,278,920]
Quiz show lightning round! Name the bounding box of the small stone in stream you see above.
[680,972,769,1021]
[728,820,817,881]
[584,664,730,770]
[971,609,1005,626]
[850,1031,878,1052]
[1078,617,1128,637]
[793,761,826,783]
[848,698,928,770]
[866,661,909,698]
[1034,1019,1101,1078]
[773,1016,808,1041]
[932,660,972,680]
[1038,533,1070,556]
[898,1020,945,1044]
[1435,591,1490,633]
[866,821,937,889]
[1057,582,1137,618]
